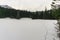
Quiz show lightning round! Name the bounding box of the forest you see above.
[0,6,59,20]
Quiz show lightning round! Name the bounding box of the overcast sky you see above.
[0,0,53,11]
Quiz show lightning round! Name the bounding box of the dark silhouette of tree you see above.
[0,6,56,20]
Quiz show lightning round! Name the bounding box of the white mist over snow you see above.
[0,18,58,40]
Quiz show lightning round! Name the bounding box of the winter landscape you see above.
[0,0,60,40]
[0,18,57,40]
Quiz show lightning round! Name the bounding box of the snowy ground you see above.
[0,18,58,40]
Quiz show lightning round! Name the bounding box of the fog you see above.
[0,0,53,11]
[0,18,58,40]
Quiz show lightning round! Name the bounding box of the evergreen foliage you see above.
[0,6,57,19]
[52,8,60,19]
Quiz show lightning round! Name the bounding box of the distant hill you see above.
[0,5,14,9]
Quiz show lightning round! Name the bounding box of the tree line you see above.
[0,6,56,19]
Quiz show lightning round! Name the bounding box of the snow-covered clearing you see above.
[0,18,58,40]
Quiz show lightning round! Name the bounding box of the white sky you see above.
[0,0,53,11]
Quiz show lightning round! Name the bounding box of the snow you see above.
[0,18,58,40]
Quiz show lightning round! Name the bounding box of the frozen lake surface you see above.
[0,18,58,40]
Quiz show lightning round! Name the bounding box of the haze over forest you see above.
[0,0,53,11]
